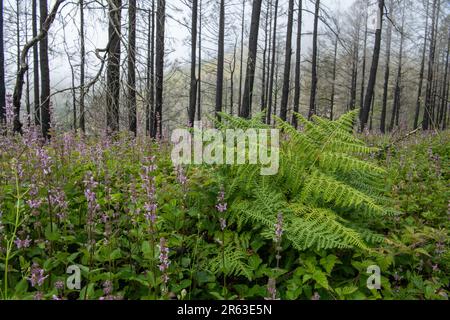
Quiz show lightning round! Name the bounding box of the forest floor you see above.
[0,114,449,300]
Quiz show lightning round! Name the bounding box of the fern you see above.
[210,110,396,251]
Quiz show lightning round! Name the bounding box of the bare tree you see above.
[128,0,137,135]
[280,0,294,121]
[308,0,320,119]
[240,0,263,119]
[188,0,198,125]
[106,0,122,133]
[154,0,165,138]
[360,0,385,132]
[0,0,5,124]
[215,0,225,121]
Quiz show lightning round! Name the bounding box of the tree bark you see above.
[0,0,6,124]
[106,0,121,134]
[389,3,405,132]
[330,33,338,121]
[39,0,51,138]
[32,0,40,127]
[423,0,438,130]
[292,0,302,128]
[380,0,393,133]
[360,0,384,132]
[79,0,86,132]
[215,0,225,121]
[154,0,165,138]
[128,0,137,135]
[280,0,294,121]
[237,0,245,116]
[188,0,198,126]
[267,0,279,124]
[413,0,430,129]
[240,0,263,119]
[308,0,320,119]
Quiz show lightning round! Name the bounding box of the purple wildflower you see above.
[15,236,31,249]
[103,280,113,295]
[275,212,283,243]
[159,237,170,284]
[28,263,48,287]
[264,278,278,300]
[54,280,65,291]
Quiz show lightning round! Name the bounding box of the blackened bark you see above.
[106,0,121,133]
[330,34,338,121]
[188,0,198,126]
[292,0,302,128]
[215,0,225,121]
[380,0,393,133]
[32,0,40,127]
[80,0,85,132]
[413,0,429,129]
[128,0,137,135]
[267,0,279,124]
[308,0,320,119]
[154,0,165,138]
[360,0,384,132]
[39,0,51,138]
[0,0,5,124]
[280,0,294,121]
[423,0,438,130]
[240,0,263,119]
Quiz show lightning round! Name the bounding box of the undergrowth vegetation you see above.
[0,111,448,300]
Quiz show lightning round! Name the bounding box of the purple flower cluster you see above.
[159,237,170,284]
[264,278,278,300]
[28,263,48,287]
[15,236,32,249]
[36,147,52,176]
[216,189,227,231]
[84,172,100,226]
[141,159,158,224]
[274,212,283,244]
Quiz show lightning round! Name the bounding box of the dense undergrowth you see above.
[0,111,448,300]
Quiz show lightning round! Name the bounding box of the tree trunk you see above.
[128,0,137,135]
[280,0,294,121]
[32,0,40,127]
[260,0,270,114]
[106,0,121,134]
[150,0,156,133]
[154,0,165,138]
[308,0,320,119]
[423,0,438,130]
[380,0,393,133]
[197,0,202,121]
[360,0,384,132]
[79,0,86,132]
[0,0,6,124]
[440,29,449,129]
[39,0,51,138]
[330,34,338,121]
[240,0,263,119]
[238,0,245,116]
[188,0,198,126]
[292,0,302,128]
[359,6,368,122]
[389,3,405,132]
[349,18,360,111]
[215,0,225,121]
[413,0,430,129]
[267,0,279,124]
